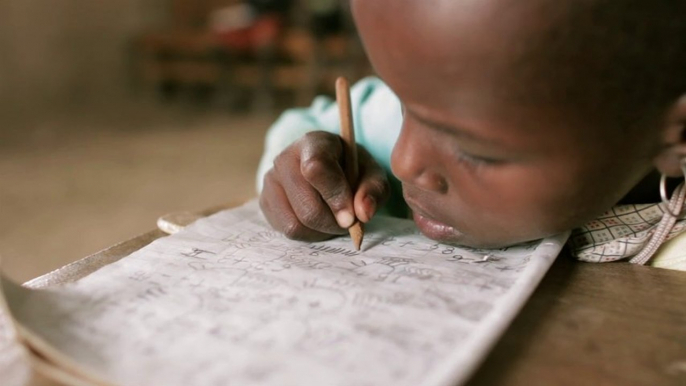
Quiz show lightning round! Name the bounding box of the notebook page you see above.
[2,201,568,386]
[0,309,31,386]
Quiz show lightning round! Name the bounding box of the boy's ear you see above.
[654,95,686,177]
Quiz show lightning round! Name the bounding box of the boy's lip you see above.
[404,197,465,242]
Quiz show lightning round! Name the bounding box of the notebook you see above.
[1,201,568,386]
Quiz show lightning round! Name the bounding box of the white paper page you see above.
[3,201,568,386]
[0,310,31,386]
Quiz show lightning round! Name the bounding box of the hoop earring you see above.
[659,158,686,218]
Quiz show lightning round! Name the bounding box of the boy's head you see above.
[351,0,686,247]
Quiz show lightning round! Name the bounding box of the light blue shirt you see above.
[256,77,408,216]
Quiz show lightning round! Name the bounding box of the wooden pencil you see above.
[335,76,364,251]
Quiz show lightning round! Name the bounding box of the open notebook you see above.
[1,201,568,386]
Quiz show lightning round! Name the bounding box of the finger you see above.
[273,149,347,235]
[353,148,391,223]
[259,170,334,241]
[298,132,356,228]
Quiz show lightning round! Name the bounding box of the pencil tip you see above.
[349,222,364,251]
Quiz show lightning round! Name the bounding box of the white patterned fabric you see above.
[569,188,686,266]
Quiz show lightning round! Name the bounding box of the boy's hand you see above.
[260,131,390,241]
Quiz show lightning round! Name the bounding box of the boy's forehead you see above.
[352,0,679,155]
[352,0,629,149]
[351,0,549,53]
[352,0,553,119]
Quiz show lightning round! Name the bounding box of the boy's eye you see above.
[455,150,502,169]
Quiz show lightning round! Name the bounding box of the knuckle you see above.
[302,131,323,142]
[302,131,341,152]
[299,206,325,229]
[300,158,349,206]
[282,219,304,240]
[321,184,348,206]
[262,168,277,185]
[302,168,348,207]
[258,192,271,214]
[258,179,277,211]
[300,155,332,180]
[273,152,292,174]
[303,130,335,143]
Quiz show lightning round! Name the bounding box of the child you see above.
[256,0,686,269]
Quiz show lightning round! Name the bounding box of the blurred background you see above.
[0,0,371,282]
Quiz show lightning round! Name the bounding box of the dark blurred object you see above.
[247,0,293,15]
[133,0,370,110]
[134,0,287,103]
[308,0,345,36]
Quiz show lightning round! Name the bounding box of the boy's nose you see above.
[391,124,448,194]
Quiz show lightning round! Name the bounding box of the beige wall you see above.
[0,0,168,112]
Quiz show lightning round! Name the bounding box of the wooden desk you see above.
[468,253,686,385]
[16,212,686,385]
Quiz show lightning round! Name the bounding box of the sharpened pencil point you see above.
[349,221,364,251]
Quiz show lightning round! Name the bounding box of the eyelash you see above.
[455,150,500,171]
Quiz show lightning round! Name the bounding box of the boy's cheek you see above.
[439,170,584,245]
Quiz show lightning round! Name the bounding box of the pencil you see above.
[336,76,364,251]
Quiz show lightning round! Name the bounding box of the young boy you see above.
[257,0,686,269]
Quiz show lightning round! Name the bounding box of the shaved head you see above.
[509,0,686,130]
[355,0,686,131]
[348,0,686,247]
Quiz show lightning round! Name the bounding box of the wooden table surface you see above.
[16,207,686,386]
[468,251,686,386]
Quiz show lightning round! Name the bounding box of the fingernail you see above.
[363,195,376,222]
[336,210,355,228]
